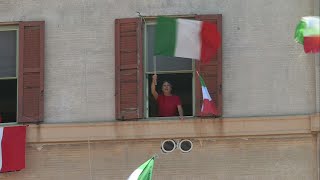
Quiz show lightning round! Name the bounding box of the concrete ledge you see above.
[27,114,320,143]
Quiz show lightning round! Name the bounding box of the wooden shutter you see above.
[195,15,222,117]
[18,21,44,123]
[115,18,144,120]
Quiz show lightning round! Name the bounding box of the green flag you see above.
[127,157,155,180]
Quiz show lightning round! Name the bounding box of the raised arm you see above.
[151,74,158,100]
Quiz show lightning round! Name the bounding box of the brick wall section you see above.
[0,135,316,180]
[0,0,317,122]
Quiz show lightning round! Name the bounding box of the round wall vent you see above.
[178,139,193,153]
[161,139,177,153]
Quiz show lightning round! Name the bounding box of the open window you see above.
[0,27,18,123]
[144,23,194,118]
[0,22,44,124]
[115,15,222,120]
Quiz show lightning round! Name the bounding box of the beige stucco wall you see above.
[0,115,316,180]
[0,0,318,123]
[0,135,317,180]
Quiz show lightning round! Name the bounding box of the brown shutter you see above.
[115,18,144,120]
[195,15,222,117]
[18,21,45,123]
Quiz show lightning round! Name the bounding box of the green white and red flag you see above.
[294,16,320,53]
[197,72,218,115]
[154,16,221,63]
[127,157,155,180]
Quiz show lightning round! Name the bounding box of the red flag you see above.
[304,36,320,53]
[0,126,26,172]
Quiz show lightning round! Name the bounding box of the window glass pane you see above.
[0,31,17,77]
[146,25,192,72]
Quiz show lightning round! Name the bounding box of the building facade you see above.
[0,0,319,179]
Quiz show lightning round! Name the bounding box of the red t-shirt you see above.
[157,94,181,117]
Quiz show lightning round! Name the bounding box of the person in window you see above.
[151,74,184,120]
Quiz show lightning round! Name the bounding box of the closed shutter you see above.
[18,21,44,123]
[115,18,144,120]
[195,15,222,117]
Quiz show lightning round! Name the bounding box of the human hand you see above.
[152,74,157,84]
[152,74,157,81]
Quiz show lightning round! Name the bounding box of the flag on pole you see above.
[0,125,27,173]
[127,157,155,180]
[154,16,221,63]
[197,72,218,116]
[294,16,320,53]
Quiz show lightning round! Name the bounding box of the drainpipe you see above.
[318,133,319,180]
[315,0,320,113]
[314,0,320,179]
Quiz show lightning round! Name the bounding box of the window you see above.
[0,22,44,123]
[115,15,222,120]
[0,27,18,123]
[144,23,194,118]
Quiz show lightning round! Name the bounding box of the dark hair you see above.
[161,80,174,94]
[162,80,173,88]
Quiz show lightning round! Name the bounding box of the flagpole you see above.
[153,56,157,85]
[196,71,202,119]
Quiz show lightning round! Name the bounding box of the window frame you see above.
[115,14,222,121]
[143,21,196,119]
[0,25,19,124]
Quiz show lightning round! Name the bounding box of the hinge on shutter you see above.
[219,84,222,93]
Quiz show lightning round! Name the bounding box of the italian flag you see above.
[0,126,26,173]
[294,16,320,53]
[197,72,218,115]
[127,157,155,180]
[154,16,221,63]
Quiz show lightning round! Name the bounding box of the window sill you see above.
[27,114,320,143]
[0,122,18,126]
[140,116,194,121]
